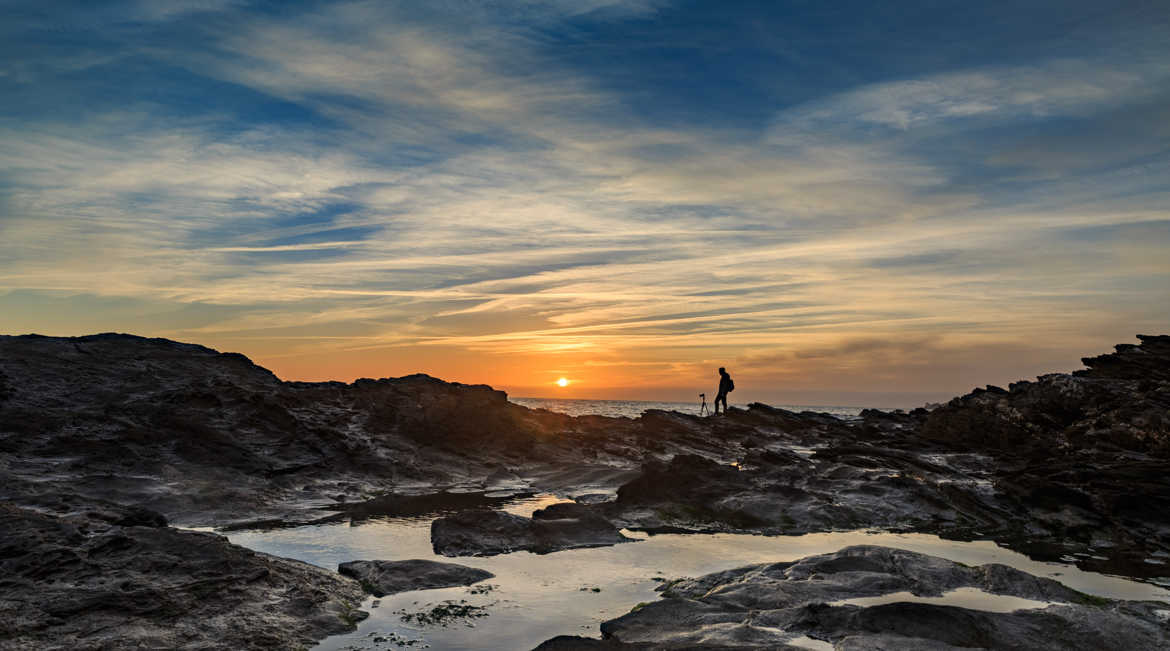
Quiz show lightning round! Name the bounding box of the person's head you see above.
[718,366,726,375]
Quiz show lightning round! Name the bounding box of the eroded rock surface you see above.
[582,335,1170,579]
[0,503,367,651]
[0,334,547,525]
[922,334,1170,455]
[540,546,1170,650]
[432,507,633,556]
[338,559,494,596]
[2,332,1170,647]
[0,333,730,527]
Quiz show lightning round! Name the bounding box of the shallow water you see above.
[227,494,1170,650]
[828,587,1054,612]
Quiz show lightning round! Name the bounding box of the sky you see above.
[1,1,1168,407]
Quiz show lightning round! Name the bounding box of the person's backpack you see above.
[727,378,735,392]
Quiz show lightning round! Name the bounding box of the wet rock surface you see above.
[0,333,553,525]
[2,332,1169,647]
[581,336,1170,580]
[339,559,493,597]
[0,333,716,527]
[541,546,1170,650]
[0,503,367,651]
[431,507,633,556]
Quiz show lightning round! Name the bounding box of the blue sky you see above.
[1,0,1168,405]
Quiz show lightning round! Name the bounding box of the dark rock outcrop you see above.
[590,336,1170,579]
[608,454,769,532]
[3,332,1170,647]
[0,503,367,650]
[922,334,1170,456]
[0,333,731,527]
[338,559,493,596]
[1079,334,1170,382]
[616,454,750,506]
[544,546,1169,650]
[432,508,633,556]
[602,440,1013,538]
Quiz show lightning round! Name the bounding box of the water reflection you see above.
[225,494,1170,651]
[829,587,1054,612]
[330,491,531,525]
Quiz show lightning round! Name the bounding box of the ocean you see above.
[510,396,866,420]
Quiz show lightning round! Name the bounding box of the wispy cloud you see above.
[772,60,1160,133]
[1,0,1167,402]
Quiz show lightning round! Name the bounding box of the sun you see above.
[556,377,570,387]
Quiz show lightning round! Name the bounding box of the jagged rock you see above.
[3,331,1170,646]
[552,546,1170,650]
[607,454,771,532]
[0,503,367,650]
[606,445,1011,536]
[338,559,493,596]
[0,333,733,526]
[1079,334,1170,382]
[615,454,751,506]
[0,334,578,524]
[432,508,633,556]
[921,335,1170,456]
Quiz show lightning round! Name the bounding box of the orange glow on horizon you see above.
[222,327,1102,408]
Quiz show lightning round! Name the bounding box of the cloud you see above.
[771,59,1163,134]
[1,1,1167,398]
[126,0,246,22]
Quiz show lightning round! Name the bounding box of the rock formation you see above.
[537,546,1170,649]
[338,559,493,597]
[0,503,367,650]
[431,506,633,556]
[2,332,1168,648]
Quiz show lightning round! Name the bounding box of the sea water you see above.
[510,397,865,420]
[228,493,1170,651]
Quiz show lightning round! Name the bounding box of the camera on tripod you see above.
[699,393,710,416]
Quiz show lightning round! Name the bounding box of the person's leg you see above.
[715,392,727,414]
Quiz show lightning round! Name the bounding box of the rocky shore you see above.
[537,546,1170,649]
[1,332,1168,648]
[0,502,366,650]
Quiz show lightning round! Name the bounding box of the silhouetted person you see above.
[714,367,734,414]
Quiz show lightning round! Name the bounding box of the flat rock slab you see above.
[543,545,1170,650]
[432,508,634,556]
[338,559,494,596]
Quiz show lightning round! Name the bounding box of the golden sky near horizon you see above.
[1,2,1168,407]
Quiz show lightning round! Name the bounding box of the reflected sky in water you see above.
[227,494,1170,650]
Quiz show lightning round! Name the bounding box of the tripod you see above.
[699,393,710,417]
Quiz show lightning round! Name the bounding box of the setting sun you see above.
[556,377,570,387]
